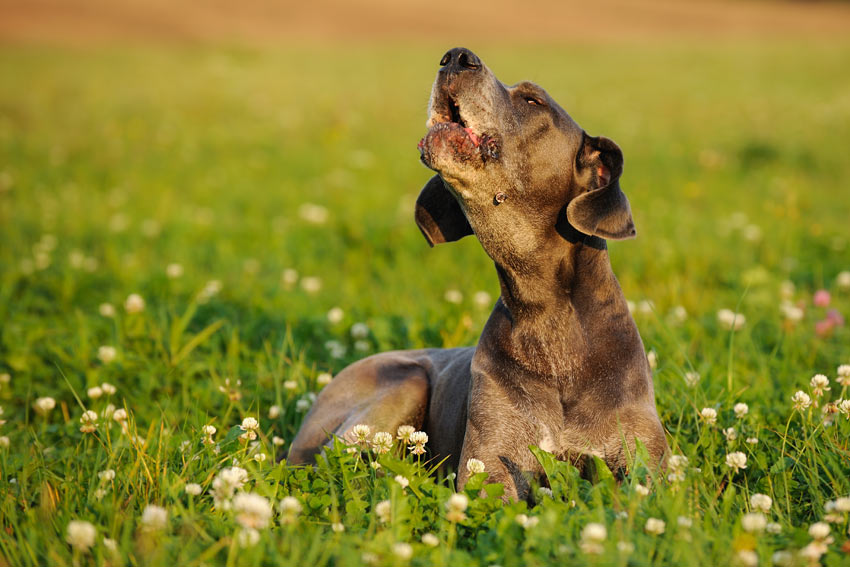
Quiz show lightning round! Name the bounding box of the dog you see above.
[289,47,668,501]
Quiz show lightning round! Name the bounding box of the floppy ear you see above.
[414,175,473,247]
[566,134,636,240]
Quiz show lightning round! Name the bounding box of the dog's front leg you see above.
[456,375,543,502]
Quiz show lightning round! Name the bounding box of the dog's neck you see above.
[481,220,634,379]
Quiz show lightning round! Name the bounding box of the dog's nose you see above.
[439,48,482,71]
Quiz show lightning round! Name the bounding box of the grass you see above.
[1,40,850,566]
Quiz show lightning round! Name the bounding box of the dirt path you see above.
[2,0,849,44]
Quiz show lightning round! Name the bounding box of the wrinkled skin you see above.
[289,48,668,501]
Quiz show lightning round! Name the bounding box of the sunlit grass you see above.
[0,40,849,566]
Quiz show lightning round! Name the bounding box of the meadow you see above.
[1,40,850,566]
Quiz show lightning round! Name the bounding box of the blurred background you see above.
[1,0,849,392]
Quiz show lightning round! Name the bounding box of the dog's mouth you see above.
[419,91,499,170]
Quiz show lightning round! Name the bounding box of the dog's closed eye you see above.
[524,96,544,106]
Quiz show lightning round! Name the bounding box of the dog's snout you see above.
[440,48,482,72]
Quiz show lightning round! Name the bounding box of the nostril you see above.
[458,51,481,69]
[439,52,451,66]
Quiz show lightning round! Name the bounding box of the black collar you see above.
[555,209,607,250]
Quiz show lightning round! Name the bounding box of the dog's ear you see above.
[415,175,473,247]
[566,134,636,240]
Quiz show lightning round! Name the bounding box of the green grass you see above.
[1,40,850,566]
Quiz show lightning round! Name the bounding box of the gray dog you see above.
[289,48,668,500]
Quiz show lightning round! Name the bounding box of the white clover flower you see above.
[617,541,635,554]
[466,458,485,474]
[396,425,415,442]
[717,309,746,330]
[300,277,322,294]
[87,386,104,399]
[746,437,759,445]
[350,322,370,339]
[101,382,116,396]
[97,346,117,366]
[283,380,298,391]
[421,533,439,547]
[281,268,298,288]
[299,203,329,224]
[185,483,202,496]
[836,271,850,290]
[836,364,850,387]
[66,520,97,552]
[726,451,748,473]
[348,424,371,446]
[370,461,381,470]
[750,493,772,513]
[233,493,273,530]
[834,497,850,512]
[808,522,830,540]
[668,455,689,472]
[0,436,8,448]
[473,291,492,308]
[272,436,285,446]
[741,512,767,533]
[634,483,650,496]
[408,431,428,455]
[371,431,393,454]
[537,487,553,499]
[375,500,391,523]
[253,453,267,463]
[331,522,345,533]
[102,537,117,552]
[124,294,145,314]
[723,427,737,442]
[237,528,260,547]
[446,493,468,523]
[102,401,116,418]
[392,542,413,561]
[267,405,281,419]
[799,542,828,562]
[700,407,718,425]
[766,522,782,534]
[34,397,56,415]
[316,372,333,386]
[212,467,249,510]
[810,374,830,397]
[780,302,804,322]
[444,289,463,304]
[771,550,793,567]
[677,516,693,528]
[139,505,168,532]
[279,496,303,524]
[166,263,184,278]
[239,417,260,441]
[684,372,700,387]
[515,514,539,529]
[326,307,344,324]
[394,475,409,489]
[295,397,312,412]
[99,303,116,318]
[734,403,749,418]
[644,518,666,535]
[736,549,758,567]
[98,469,115,482]
[198,280,222,303]
[792,390,812,411]
[112,408,127,422]
[80,410,98,433]
[581,522,607,543]
[838,399,850,417]
[646,350,658,370]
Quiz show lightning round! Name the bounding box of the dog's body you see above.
[289,48,668,500]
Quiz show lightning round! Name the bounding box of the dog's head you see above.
[416,48,635,262]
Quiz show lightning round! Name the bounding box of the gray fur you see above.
[289,48,668,500]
